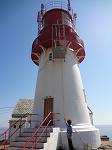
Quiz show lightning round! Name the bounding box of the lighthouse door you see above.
[44,97,53,125]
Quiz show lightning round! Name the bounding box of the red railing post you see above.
[19,117,22,136]
[22,112,60,150]
[46,126,47,138]
[4,133,6,149]
[30,114,31,128]
[0,113,38,149]
[35,132,37,150]
[53,112,55,126]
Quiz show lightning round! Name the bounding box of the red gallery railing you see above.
[22,112,60,150]
[0,113,40,150]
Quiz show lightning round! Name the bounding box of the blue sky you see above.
[0,0,112,128]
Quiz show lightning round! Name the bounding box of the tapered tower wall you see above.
[31,1,101,149]
[32,48,91,126]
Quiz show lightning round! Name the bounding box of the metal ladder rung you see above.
[52,24,66,47]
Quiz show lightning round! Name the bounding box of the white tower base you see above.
[60,125,101,150]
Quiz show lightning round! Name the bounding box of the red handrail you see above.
[0,113,40,149]
[31,120,52,150]
[1,121,26,147]
[0,117,23,138]
[0,116,24,149]
[22,112,60,150]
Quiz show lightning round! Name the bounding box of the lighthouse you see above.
[31,0,101,149]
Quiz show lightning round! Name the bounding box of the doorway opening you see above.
[44,97,54,125]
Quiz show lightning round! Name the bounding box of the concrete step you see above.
[23,127,53,133]
[20,132,50,137]
[14,136,47,143]
[10,141,44,149]
[8,147,22,150]
[8,127,54,150]
[8,147,44,150]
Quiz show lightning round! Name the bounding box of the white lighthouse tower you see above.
[31,0,101,149]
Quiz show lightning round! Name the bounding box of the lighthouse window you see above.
[49,53,52,61]
[13,124,16,128]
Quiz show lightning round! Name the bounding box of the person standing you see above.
[64,118,74,150]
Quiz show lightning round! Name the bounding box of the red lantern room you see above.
[31,1,85,65]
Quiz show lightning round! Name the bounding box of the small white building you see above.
[9,99,33,141]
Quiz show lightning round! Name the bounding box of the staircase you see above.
[8,126,53,150]
[7,112,60,150]
[0,112,60,150]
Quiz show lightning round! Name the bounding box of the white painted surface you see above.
[32,47,101,149]
[43,127,60,150]
[32,48,90,126]
[42,126,101,150]
[60,126,101,150]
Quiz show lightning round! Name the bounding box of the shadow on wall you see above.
[57,146,76,150]
[57,146,65,150]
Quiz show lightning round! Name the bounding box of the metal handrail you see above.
[0,116,25,149]
[1,121,25,148]
[0,113,40,149]
[45,1,68,12]
[22,112,60,150]
[31,120,52,150]
[0,116,23,138]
